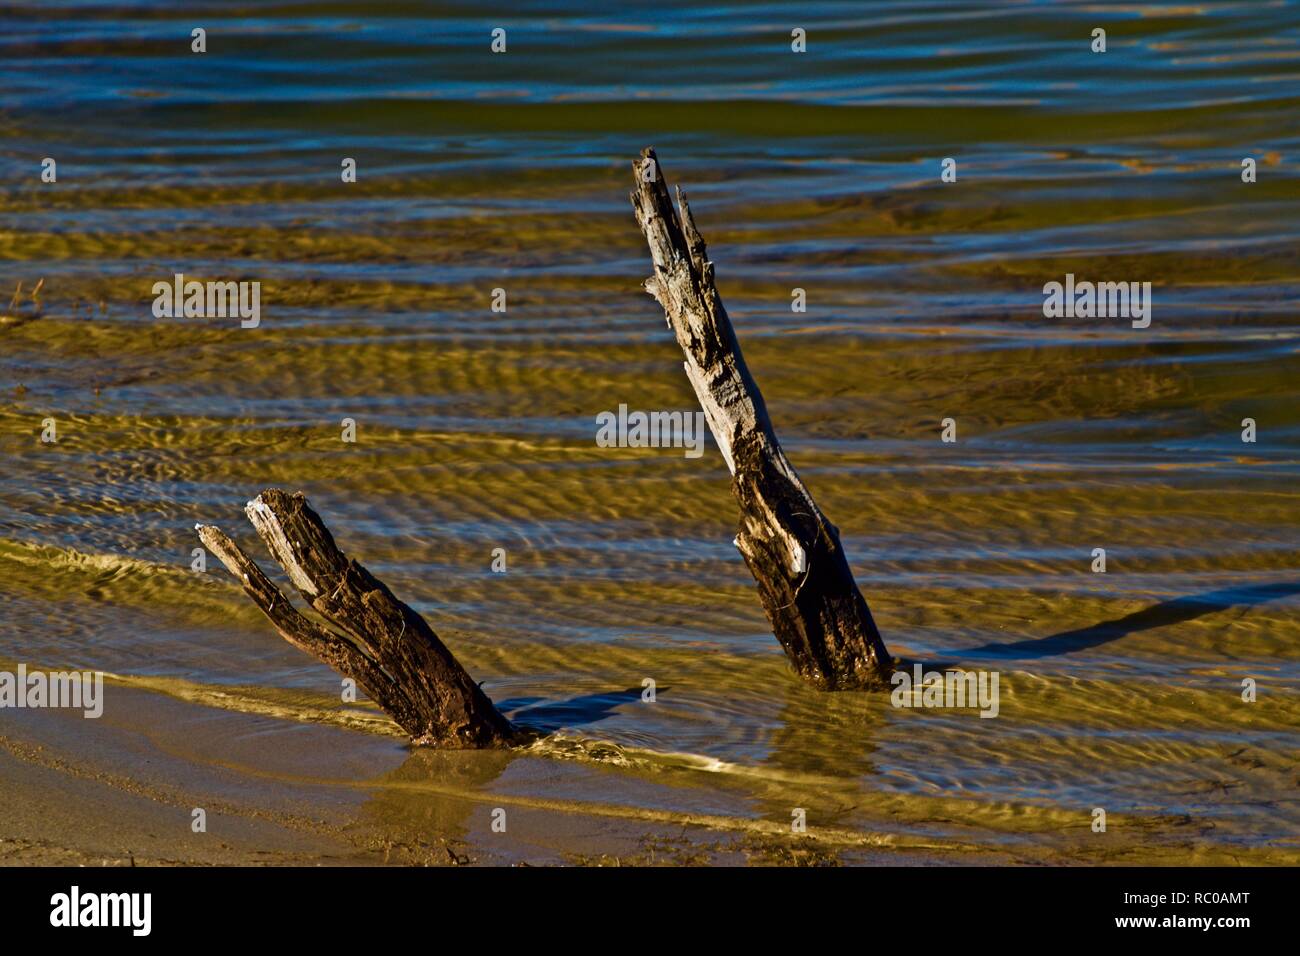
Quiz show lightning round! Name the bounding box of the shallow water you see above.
[1,1,1298,863]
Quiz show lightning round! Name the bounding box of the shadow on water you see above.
[499,686,654,733]
[959,581,1300,661]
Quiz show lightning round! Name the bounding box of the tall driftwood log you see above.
[631,147,893,689]
[198,489,515,747]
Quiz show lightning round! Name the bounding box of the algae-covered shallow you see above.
[0,1,1298,865]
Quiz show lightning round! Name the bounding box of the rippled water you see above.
[1,1,1298,863]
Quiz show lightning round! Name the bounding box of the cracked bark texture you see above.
[631,147,893,689]
[198,489,515,747]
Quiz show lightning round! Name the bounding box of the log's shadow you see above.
[958,581,1300,661]
[499,686,654,733]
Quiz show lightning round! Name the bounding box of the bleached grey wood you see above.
[631,147,893,689]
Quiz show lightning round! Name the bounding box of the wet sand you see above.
[2,1,1298,866]
[0,684,994,867]
[3,666,1294,866]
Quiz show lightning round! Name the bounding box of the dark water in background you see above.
[1,2,1298,862]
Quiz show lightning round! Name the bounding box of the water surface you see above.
[1,1,1298,863]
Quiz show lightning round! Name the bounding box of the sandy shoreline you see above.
[0,681,1013,867]
[5,677,1294,867]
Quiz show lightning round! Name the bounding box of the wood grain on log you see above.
[199,489,515,747]
[630,147,893,689]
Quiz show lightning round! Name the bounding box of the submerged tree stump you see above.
[198,489,515,747]
[199,149,890,734]
[630,147,893,689]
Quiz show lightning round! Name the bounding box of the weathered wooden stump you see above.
[200,149,890,735]
[630,147,893,689]
[198,489,515,747]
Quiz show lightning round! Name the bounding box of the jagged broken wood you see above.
[197,149,892,737]
[198,489,515,747]
[631,147,893,689]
